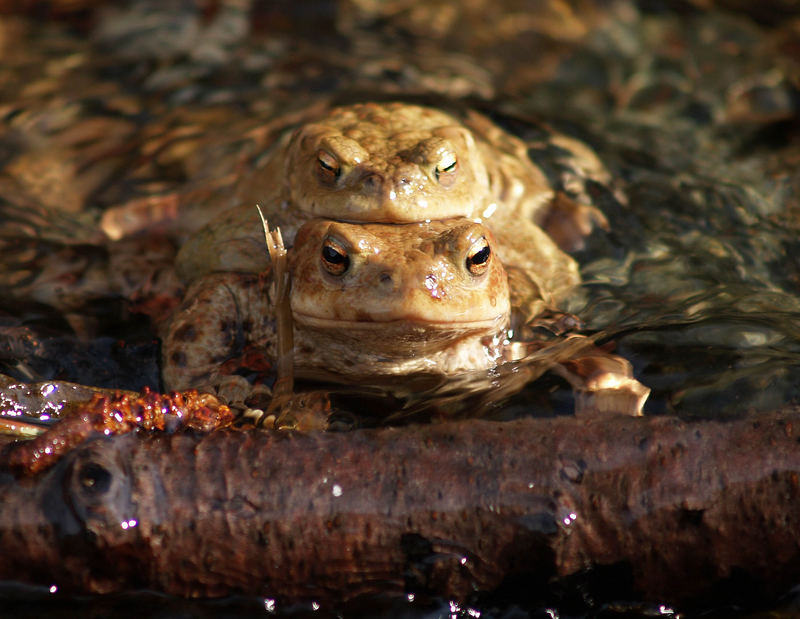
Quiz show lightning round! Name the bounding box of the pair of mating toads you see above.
[160,102,649,423]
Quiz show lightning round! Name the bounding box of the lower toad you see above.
[163,217,648,420]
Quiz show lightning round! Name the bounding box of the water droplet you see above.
[264,598,276,613]
[449,600,461,618]
[560,462,584,483]
[332,484,342,497]
[49,585,58,594]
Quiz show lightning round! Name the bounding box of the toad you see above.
[164,218,509,394]
[163,217,648,419]
[176,102,599,321]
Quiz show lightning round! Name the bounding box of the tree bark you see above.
[1,411,800,606]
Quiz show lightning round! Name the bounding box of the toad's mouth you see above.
[292,311,509,348]
[292,312,508,332]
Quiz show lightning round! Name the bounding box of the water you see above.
[0,1,799,616]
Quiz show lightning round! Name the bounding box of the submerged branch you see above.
[1,410,800,607]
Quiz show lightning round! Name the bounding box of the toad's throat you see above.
[292,313,508,376]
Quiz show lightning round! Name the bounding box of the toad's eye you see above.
[316,150,340,183]
[466,237,491,276]
[321,238,350,276]
[435,152,458,188]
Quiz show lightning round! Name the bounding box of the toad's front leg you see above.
[161,268,329,428]
[162,271,277,408]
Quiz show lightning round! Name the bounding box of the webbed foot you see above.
[554,348,650,417]
[254,389,331,432]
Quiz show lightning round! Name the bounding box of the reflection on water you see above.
[573,179,800,417]
[315,333,598,426]
[0,581,695,619]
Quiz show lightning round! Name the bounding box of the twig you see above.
[256,206,294,406]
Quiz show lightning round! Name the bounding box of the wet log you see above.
[1,411,800,607]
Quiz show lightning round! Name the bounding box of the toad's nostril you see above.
[361,172,383,192]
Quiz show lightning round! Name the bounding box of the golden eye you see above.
[434,152,458,187]
[466,237,491,276]
[321,237,349,276]
[316,150,340,183]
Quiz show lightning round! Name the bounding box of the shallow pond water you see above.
[1,0,800,617]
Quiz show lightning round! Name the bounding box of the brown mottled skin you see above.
[176,102,581,316]
[163,218,511,394]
